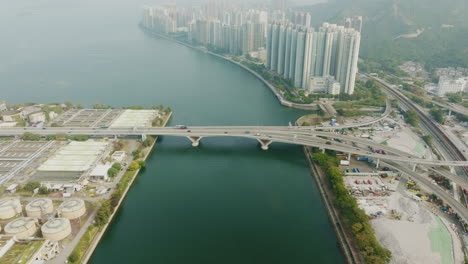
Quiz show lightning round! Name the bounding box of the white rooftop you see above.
[90,163,112,177]
[38,141,109,172]
[109,110,157,128]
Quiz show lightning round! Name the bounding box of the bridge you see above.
[431,100,468,116]
[2,126,468,168]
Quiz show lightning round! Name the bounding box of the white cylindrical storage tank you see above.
[4,217,37,239]
[58,198,86,220]
[26,198,54,217]
[0,198,22,219]
[41,218,72,241]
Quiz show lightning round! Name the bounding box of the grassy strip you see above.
[67,225,99,263]
[311,151,391,264]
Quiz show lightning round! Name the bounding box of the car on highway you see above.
[175,125,187,129]
[244,131,251,134]
[255,133,260,136]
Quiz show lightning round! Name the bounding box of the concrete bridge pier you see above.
[188,136,202,147]
[448,110,452,116]
[412,163,417,172]
[141,134,147,141]
[375,158,380,168]
[257,139,273,150]
[347,153,351,160]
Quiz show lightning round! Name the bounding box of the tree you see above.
[429,108,445,124]
[22,132,41,141]
[45,135,56,141]
[137,160,146,169]
[38,187,50,194]
[112,163,122,170]
[68,250,79,263]
[132,150,140,159]
[129,161,140,171]
[64,100,74,109]
[107,168,119,178]
[23,182,40,192]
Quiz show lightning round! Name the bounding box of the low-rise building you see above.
[111,151,126,163]
[0,100,6,112]
[20,106,42,119]
[28,111,46,123]
[89,163,112,181]
[1,111,21,122]
[437,76,468,96]
[308,76,341,95]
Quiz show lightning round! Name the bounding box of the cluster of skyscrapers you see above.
[141,2,362,95]
[266,21,361,94]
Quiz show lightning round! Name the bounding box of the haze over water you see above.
[0,0,344,263]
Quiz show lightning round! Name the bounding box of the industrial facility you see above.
[0,198,22,219]
[41,218,72,241]
[57,198,86,220]
[35,141,111,182]
[109,109,159,128]
[4,217,37,239]
[25,198,54,217]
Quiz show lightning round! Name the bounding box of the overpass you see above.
[431,101,468,116]
[1,126,468,168]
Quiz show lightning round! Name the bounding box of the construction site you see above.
[339,152,464,264]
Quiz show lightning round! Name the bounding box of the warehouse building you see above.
[35,141,110,182]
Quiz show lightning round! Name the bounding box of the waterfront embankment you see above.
[79,111,173,264]
[140,26,318,111]
[303,146,362,264]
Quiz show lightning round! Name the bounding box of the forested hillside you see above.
[299,0,468,71]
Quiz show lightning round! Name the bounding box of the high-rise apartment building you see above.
[343,16,363,33]
[266,21,361,95]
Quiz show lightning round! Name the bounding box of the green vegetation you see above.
[21,132,41,141]
[429,108,445,124]
[67,135,89,141]
[312,151,391,263]
[301,0,468,71]
[0,240,43,264]
[107,167,119,178]
[38,186,49,194]
[68,224,99,264]
[129,161,141,171]
[92,102,114,109]
[132,150,140,159]
[142,136,155,147]
[112,163,122,170]
[22,182,40,192]
[446,93,463,103]
[403,110,419,127]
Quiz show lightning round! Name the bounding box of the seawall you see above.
[80,111,173,263]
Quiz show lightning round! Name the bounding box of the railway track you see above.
[371,77,468,176]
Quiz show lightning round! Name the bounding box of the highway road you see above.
[432,100,468,116]
[383,161,468,223]
[1,126,467,167]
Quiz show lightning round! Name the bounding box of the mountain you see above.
[299,0,468,71]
